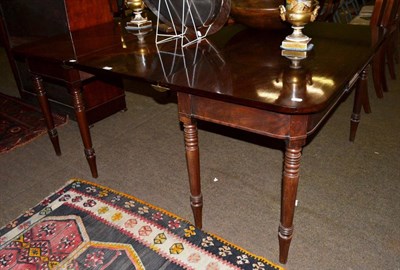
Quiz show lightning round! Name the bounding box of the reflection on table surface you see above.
[71,22,373,114]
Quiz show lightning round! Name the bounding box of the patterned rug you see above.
[0,179,283,270]
[0,92,68,154]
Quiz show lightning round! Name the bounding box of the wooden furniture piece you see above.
[0,0,126,125]
[350,0,400,141]
[383,0,400,82]
[347,0,387,142]
[68,22,379,264]
[349,0,399,103]
[9,22,136,178]
[0,0,131,178]
[25,20,378,263]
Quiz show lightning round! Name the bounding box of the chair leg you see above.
[387,35,397,80]
[394,25,399,63]
[387,53,397,80]
[362,84,372,114]
[371,50,384,98]
[381,66,389,92]
[381,45,389,92]
[350,69,369,142]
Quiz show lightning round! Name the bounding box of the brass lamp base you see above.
[281,49,309,68]
[125,19,152,30]
[281,39,313,51]
[281,49,308,59]
[125,0,152,30]
[281,25,314,51]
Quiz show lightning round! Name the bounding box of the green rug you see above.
[0,179,283,269]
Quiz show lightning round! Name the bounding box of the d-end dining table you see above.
[59,21,376,263]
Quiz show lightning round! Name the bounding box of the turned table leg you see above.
[279,140,304,264]
[32,74,61,156]
[70,85,98,178]
[350,68,370,142]
[182,117,203,228]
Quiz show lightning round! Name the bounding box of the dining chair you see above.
[317,0,342,22]
[350,0,400,141]
[349,0,387,141]
[356,1,400,80]
[349,0,399,98]
[384,2,400,81]
[376,0,399,94]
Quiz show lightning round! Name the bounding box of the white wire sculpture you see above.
[155,0,213,47]
[156,38,224,87]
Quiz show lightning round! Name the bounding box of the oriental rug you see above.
[0,92,67,154]
[0,179,283,270]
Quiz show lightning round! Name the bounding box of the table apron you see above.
[27,59,94,86]
[177,92,338,141]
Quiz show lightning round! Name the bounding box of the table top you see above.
[69,22,375,114]
[13,19,376,115]
[11,21,136,63]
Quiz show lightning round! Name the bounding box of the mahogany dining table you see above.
[31,20,377,263]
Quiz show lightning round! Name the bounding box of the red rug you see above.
[0,92,68,154]
[0,179,283,270]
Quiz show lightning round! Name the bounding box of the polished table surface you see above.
[70,22,373,115]
[66,21,376,263]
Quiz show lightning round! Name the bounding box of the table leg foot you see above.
[70,85,98,178]
[350,118,360,142]
[32,74,62,156]
[278,224,293,264]
[190,194,203,228]
[48,128,61,156]
[84,148,98,178]
[182,118,203,229]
